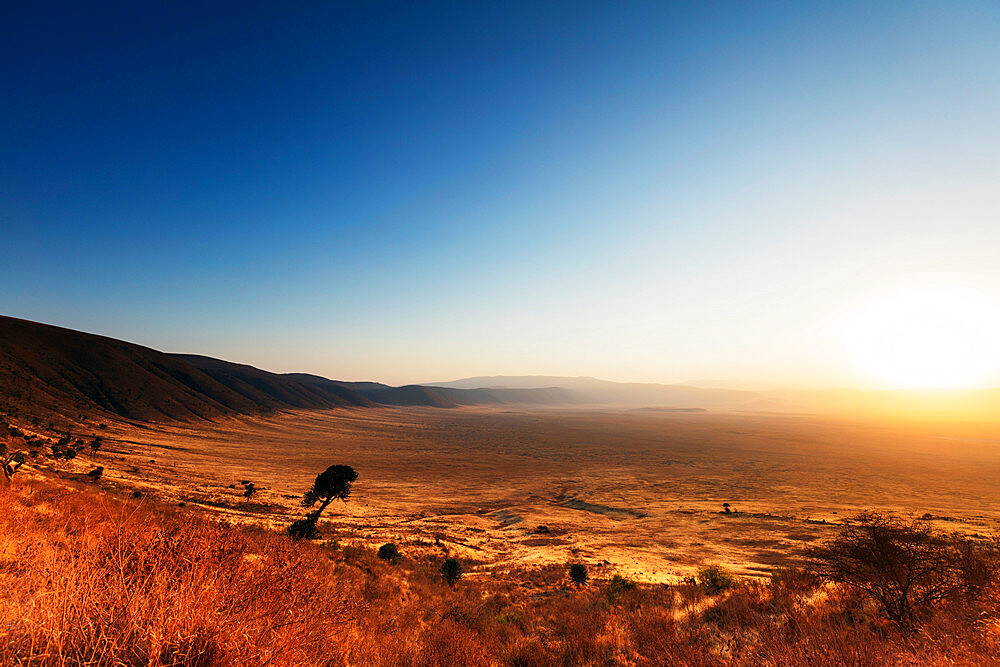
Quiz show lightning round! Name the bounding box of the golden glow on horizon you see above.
[847,290,1000,389]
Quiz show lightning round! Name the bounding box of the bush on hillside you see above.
[604,574,636,604]
[288,517,320,540]
[809,510,997,626]
[441,557,463,587]
[377,543,401,563]
[697,565,737,595]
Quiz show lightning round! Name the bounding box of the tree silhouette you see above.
[288,464,358,540]
[302,465,358,518]
[808,511,995,626]
[569,563,588,586]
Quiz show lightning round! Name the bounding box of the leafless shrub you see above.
[808,510,997,626]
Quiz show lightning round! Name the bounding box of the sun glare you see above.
[847,290,1000,389]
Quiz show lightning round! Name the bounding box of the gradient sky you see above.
[3,2,999,387]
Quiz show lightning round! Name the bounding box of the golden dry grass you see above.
[3,473,1000,666]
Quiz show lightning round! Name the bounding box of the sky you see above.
[3,1,1000,388]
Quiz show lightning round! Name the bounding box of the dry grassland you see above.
[47,407,1000,582]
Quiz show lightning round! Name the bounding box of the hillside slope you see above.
[0,316,580,424]
[0,316,374,422]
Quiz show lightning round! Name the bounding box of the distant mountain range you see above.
[429,375,1000,417]
[0,316,580,424]
[1,316,996,426]
[426,375,787,411]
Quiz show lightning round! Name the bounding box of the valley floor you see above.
[44,406,1000,582]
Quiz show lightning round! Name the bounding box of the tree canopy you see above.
[303,464,358,510]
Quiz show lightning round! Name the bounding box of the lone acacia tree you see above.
[289,464,358,539]
[303,464,358,517]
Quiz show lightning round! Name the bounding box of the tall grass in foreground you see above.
[2,478,1000,665]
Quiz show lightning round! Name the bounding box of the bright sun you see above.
[847,290,1000,389]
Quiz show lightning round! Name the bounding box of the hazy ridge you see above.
[2,316,996,425]
[0,316,579,423]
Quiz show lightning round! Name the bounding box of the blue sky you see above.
[3,2,999,387]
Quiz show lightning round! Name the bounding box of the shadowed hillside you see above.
[0,316,374,422]
[0,316,580,424]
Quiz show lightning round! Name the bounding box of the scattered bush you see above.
[4,481,1000,665]
[86,466,104,481]
[50,442,77,460]
[697,565,737,594]
[604,574,636,604]
[808,510,997,625]
[441,557,463,587]
[377,543,400,563]
[288,517,320,540]
[569,563,588,586]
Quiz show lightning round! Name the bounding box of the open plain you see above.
[71,406,1000,582]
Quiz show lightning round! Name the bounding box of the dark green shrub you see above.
[569,563,588,586]
[288,517,320,540]
[604,574,636,604]
[440,557,463,587]
[698,565,737,594]
[377,543,400,563]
